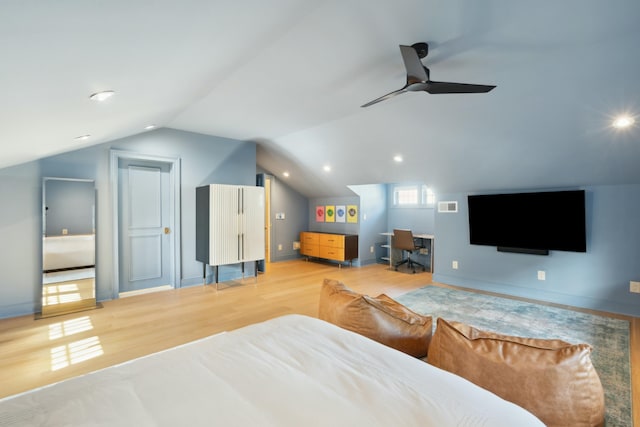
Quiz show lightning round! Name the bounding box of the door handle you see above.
[164,227,170,234]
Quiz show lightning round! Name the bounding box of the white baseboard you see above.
[119,285,173,298]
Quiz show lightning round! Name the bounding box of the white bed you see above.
[0,315,543,426]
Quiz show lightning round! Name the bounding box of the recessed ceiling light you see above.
[89,90,115,102]
[282,171,290,178]
[323,165,331,172]
[393,155,403,163]
[144,124,156,130]
[612,115,635,129]
[75,134,91,141]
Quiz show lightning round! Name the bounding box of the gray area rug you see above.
[396,285,631,427]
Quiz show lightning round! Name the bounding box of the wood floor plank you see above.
[0,259,637,425]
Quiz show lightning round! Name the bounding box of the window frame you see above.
[392,184,435,208]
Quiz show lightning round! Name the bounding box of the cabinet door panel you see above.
[241,186,265,262]
[209,185,240,265]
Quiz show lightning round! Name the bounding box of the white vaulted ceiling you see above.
[1,0,639,197]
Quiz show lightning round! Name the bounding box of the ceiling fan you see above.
[361,42,496,108]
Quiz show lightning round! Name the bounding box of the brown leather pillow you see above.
[428,318,605,427]
[318,279,432,358]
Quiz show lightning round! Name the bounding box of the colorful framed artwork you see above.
[315,205,325,222]
[347,205,358,223]
[325,205,335,222]
[335,205,346,223]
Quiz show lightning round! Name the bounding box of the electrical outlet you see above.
[630,281,640,293]
[370,246,374,253]
[293,241,300,250]
[62,228,68,235]
[419,248,428,255]
[277,244,282,251]
[452,260,458,269]
[537,270,546,281]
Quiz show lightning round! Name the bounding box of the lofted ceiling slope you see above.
[1,1,639,198]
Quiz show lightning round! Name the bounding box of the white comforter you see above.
[0,314,543,426]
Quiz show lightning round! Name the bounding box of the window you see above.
[393,184,435,207]
[422,185,435,205]
[394,186,419,205]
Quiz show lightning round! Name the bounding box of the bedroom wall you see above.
[307,195,360,235]
[433,184,640,316]
[349,184,387,265]
[386,184,435,269]
[307,195,360,265]
[0,128,258,318]
[264,172,309,262]
[0,162,42,318]
[387,195,435,234]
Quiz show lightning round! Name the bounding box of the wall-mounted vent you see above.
[438,201,458,213]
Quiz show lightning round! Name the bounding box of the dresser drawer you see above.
[319,234,344,248]
[300,232,320,245]
[300,243,319,257]
[319,245,345,261]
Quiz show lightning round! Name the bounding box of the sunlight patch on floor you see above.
[48,316,94,340]
[51,336,103,371]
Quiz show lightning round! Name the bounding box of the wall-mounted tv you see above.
[467,190,586,255]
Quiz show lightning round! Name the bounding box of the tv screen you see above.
[467,190,586,253]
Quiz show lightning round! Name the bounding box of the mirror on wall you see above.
[40,178,99,318]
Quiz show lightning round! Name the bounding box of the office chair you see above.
[392,229,426,273]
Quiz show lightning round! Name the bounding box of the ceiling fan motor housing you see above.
[411,42,429,59]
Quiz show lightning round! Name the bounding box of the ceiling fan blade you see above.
[425,81,496,94]
[360,88,407,108]
[399,45,428,84]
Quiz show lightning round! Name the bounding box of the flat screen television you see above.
[467,190,586,255]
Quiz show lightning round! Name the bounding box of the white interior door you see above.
[118,160,172,293]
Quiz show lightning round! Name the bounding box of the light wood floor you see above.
[1,260,638,425]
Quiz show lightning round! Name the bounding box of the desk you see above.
[380,232,434,273]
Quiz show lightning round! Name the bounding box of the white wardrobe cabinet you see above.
[196,184,265,285]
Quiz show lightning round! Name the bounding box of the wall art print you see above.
[325,205,335,223]
[315,205,325,222]
[335,205,346,223]
[347,205,358,223]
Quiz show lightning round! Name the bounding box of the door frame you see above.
[256,173,273,273]
[110,150,181,299]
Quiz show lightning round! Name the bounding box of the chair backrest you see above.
[392,229,416,251]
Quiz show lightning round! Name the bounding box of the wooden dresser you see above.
[300,231,358,267]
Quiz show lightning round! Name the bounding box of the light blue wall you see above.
[386,184,435,269]
[386,185,435,233]
[350,184,387,265]
[307,196,360,235]
[265,173,309,262]
[0,162,42,318]
[0,128,258,318]
[433,184,640,316]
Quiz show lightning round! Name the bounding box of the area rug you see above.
[396,285,631,427]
